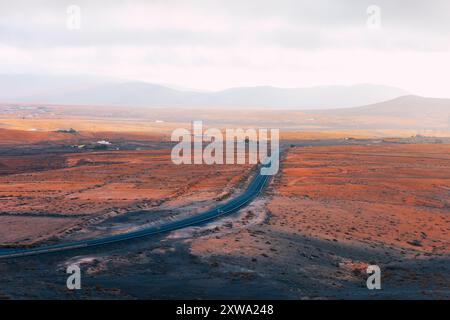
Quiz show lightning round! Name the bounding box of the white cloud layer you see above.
[0,0,449,97]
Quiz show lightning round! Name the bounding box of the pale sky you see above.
[0,0,449,97]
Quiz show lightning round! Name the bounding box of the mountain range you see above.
[0,74,409,109]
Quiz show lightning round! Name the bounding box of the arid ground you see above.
[0,107,449,299]
[0,142,253,247]
[188,143,450,299]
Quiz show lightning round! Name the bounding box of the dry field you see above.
[190,144,450,298]
[0,148,253,247]
[2,103,449,141]
[269,144,450,255]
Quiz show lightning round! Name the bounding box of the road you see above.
[0,164,272,259]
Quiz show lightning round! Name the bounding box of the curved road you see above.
[0,165,272,259]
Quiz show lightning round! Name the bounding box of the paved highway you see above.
[0,164,272,259]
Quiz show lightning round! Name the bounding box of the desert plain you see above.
[0,103,449,299]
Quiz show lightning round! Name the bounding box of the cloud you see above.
[2,0,449,49]
[0,0,449,96]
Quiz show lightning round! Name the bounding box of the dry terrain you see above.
[0,147,253,247]
[2,103,449,140]
[189,144,450,298]
[0,106,449,298]
[268,144,450,255]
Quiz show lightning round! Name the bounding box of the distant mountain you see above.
[0,75,409,109]
[33,81,197,107]
[322,95,450,118]
[202,84,409,109]
[0,74,118,102]
[308,95,450,131]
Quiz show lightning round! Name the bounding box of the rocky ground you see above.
[0,141,449,299]
[0,142,252,247]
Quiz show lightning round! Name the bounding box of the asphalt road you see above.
[0,165,271,259]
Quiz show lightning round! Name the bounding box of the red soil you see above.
[268,144,450,255]
[0,149,252,246]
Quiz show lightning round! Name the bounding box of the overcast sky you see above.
[0,0,449,97]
